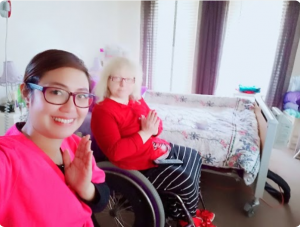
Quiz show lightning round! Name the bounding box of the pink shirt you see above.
[0,124,105,227]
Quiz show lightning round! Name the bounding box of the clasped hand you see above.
[141,110,160,136]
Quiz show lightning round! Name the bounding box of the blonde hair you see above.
[94,57,142,103]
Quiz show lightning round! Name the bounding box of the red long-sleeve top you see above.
[91,98,169,170]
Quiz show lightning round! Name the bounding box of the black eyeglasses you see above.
[27,83,95,108]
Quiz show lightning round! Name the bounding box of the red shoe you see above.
[196,209,215,222]
[179,216,203,227]
[201,220,217,227]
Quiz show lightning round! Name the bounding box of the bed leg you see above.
[293,149,300,159]
[244,198,259,217]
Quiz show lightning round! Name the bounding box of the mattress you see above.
[144,91,260,185]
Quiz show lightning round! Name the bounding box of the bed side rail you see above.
[253,94,278,199]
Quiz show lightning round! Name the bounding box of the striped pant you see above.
[141,144,202,219]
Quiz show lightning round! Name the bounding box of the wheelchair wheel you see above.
[94,162,165,227]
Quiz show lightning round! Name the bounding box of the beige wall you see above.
[0,1,141,101]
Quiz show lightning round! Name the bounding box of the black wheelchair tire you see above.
[94,162,165,227]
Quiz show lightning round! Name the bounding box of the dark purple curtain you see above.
[193,1,229,95]
[265,1,300,108]
[140,1,155,89]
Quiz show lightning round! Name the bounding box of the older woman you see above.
[91,57,215,227]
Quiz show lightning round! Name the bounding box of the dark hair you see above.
[24,49,91,92]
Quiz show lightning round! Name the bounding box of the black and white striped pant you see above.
[141,144,202,219]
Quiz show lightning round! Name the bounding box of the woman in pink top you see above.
[0,50,108,227]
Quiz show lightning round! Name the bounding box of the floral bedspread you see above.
[144,91,260,185]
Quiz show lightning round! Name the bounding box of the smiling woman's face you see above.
[25,67,90,139]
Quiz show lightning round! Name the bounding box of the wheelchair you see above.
[92,161,200,227]
[76,114,205,227]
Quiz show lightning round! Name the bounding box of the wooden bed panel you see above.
[254,103,267,153]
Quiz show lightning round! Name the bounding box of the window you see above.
[215,1,285,98]
[151,1,199,93]
[145,1,286,96]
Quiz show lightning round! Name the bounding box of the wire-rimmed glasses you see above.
[109,76,135,84]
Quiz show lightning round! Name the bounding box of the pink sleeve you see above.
[91,156,105,183]
[5,124,20,136]
[0,140,17,216]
